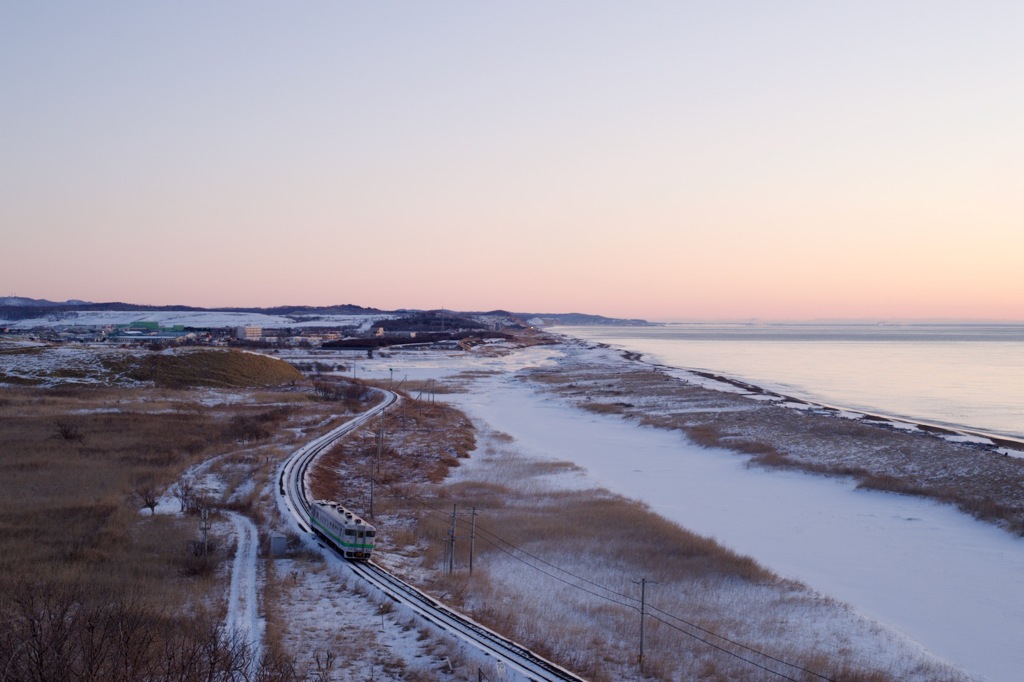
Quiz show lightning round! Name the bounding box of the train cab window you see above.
[366,531,375,538]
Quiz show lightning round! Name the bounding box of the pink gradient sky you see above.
[3,3,1022,322]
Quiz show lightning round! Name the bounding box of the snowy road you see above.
[225,511,265,667]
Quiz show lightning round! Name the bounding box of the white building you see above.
[235,325,262,340]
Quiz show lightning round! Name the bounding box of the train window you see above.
[366,531,375,537]
[345,529,355,536]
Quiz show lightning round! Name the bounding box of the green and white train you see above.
[310,500,376,560]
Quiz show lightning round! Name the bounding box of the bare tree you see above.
[312,381,340,401]
[134,481,162,515]
[170,479,196,513]
[53,419,83,442]
[309,650,336,682]
[1,580,302,682]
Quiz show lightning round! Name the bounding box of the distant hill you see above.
[1,298,649,327]
[515,312,653,326]
[0,296,91,307]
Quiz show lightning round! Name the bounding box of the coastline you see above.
[635,353,1024,457]
[555,323,1024,445]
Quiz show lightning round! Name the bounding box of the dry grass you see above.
[0,345,369,682]
[399,378,461,395]
[0,384,308,679]
[129,348,305,388]
[307,394,477,511]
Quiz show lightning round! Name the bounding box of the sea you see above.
[555,323,1024,443]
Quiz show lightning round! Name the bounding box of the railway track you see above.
[277,388,396,532]
[347,559,586,681]
[278,388,587,682]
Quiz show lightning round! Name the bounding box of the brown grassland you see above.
[0,346,353,681]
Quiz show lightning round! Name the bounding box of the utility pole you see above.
[200,508,210,556]
[376,409,385,475]
[469,507,478,574]
[448,503,457,574]
[633,577,657,673]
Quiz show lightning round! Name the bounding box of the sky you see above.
[2,2,1023,322]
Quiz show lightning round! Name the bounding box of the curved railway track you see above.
[277,389,586,682]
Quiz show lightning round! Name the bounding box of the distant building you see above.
[105,321,192,343]
[236,325,262,341]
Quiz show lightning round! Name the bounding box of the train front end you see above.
[310,500,376,560]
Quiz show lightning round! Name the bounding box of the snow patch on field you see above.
[274,559,449,681]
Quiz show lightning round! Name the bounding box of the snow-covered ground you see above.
[343,342,1024,682]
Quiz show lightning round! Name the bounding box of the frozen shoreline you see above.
[554,324,1024,445]
[591,338,1024,457]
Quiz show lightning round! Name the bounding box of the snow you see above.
[274,555,503,681]
[944,434,995,446]
[348,341,1024,682]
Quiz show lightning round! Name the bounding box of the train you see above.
[309,500,376,560]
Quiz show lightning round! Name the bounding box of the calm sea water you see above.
[556,323,1024,441]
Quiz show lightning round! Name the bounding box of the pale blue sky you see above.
[3,2,1022,320]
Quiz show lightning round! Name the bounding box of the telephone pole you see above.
[633,577,657,673]
[447,503,457,574]
[368,458,375,518]
[200,508,211,556]
[469,507,479,574]
[376,409,385,474]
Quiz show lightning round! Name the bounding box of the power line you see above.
[377,486,834,681]
[384,488,637,604]
[645,611,817,682]
[645,603,835,681]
